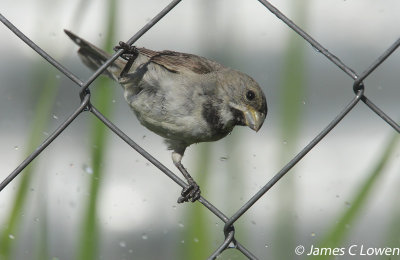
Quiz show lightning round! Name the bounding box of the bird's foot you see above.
[114,41,139,77]
[114,41,139,61]
[177,179,201,203]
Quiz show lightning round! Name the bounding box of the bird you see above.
[65,30,267,203]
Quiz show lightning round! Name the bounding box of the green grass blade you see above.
[274,2,308,258]
[76,0,117,259]
[309,133,399,260]
[181,144,212,260]
[0,68,59,260]
[381,180,400,260]
[35,200,49,260]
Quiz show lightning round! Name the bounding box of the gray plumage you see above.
[65,30,267,203]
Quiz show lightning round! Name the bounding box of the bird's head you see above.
[218,69,267,132]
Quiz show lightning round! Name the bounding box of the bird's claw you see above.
[114,41,139,77]
[114,41,139,61]
[177,181,201,203]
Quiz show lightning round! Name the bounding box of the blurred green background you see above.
[0,0,400,259]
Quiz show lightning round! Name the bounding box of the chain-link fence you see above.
[1,0,399,259]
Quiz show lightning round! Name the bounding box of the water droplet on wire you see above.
[228,241,236,248]
[312,45,321,52]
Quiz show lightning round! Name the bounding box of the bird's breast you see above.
[121,68,234,145]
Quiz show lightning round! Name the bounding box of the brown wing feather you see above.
[138,48,224,74]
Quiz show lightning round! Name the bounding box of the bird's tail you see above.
[64,29,124,81]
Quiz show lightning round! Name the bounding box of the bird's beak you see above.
[243,107,265,132]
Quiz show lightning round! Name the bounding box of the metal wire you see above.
[1,0,399,259]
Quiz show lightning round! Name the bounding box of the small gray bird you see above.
[65,30,267,203]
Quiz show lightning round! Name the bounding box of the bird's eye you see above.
[246,90,256,101]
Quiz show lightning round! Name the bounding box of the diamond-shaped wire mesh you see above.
[1,0,399,259]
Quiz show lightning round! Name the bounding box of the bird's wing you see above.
[138,48,225,74]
